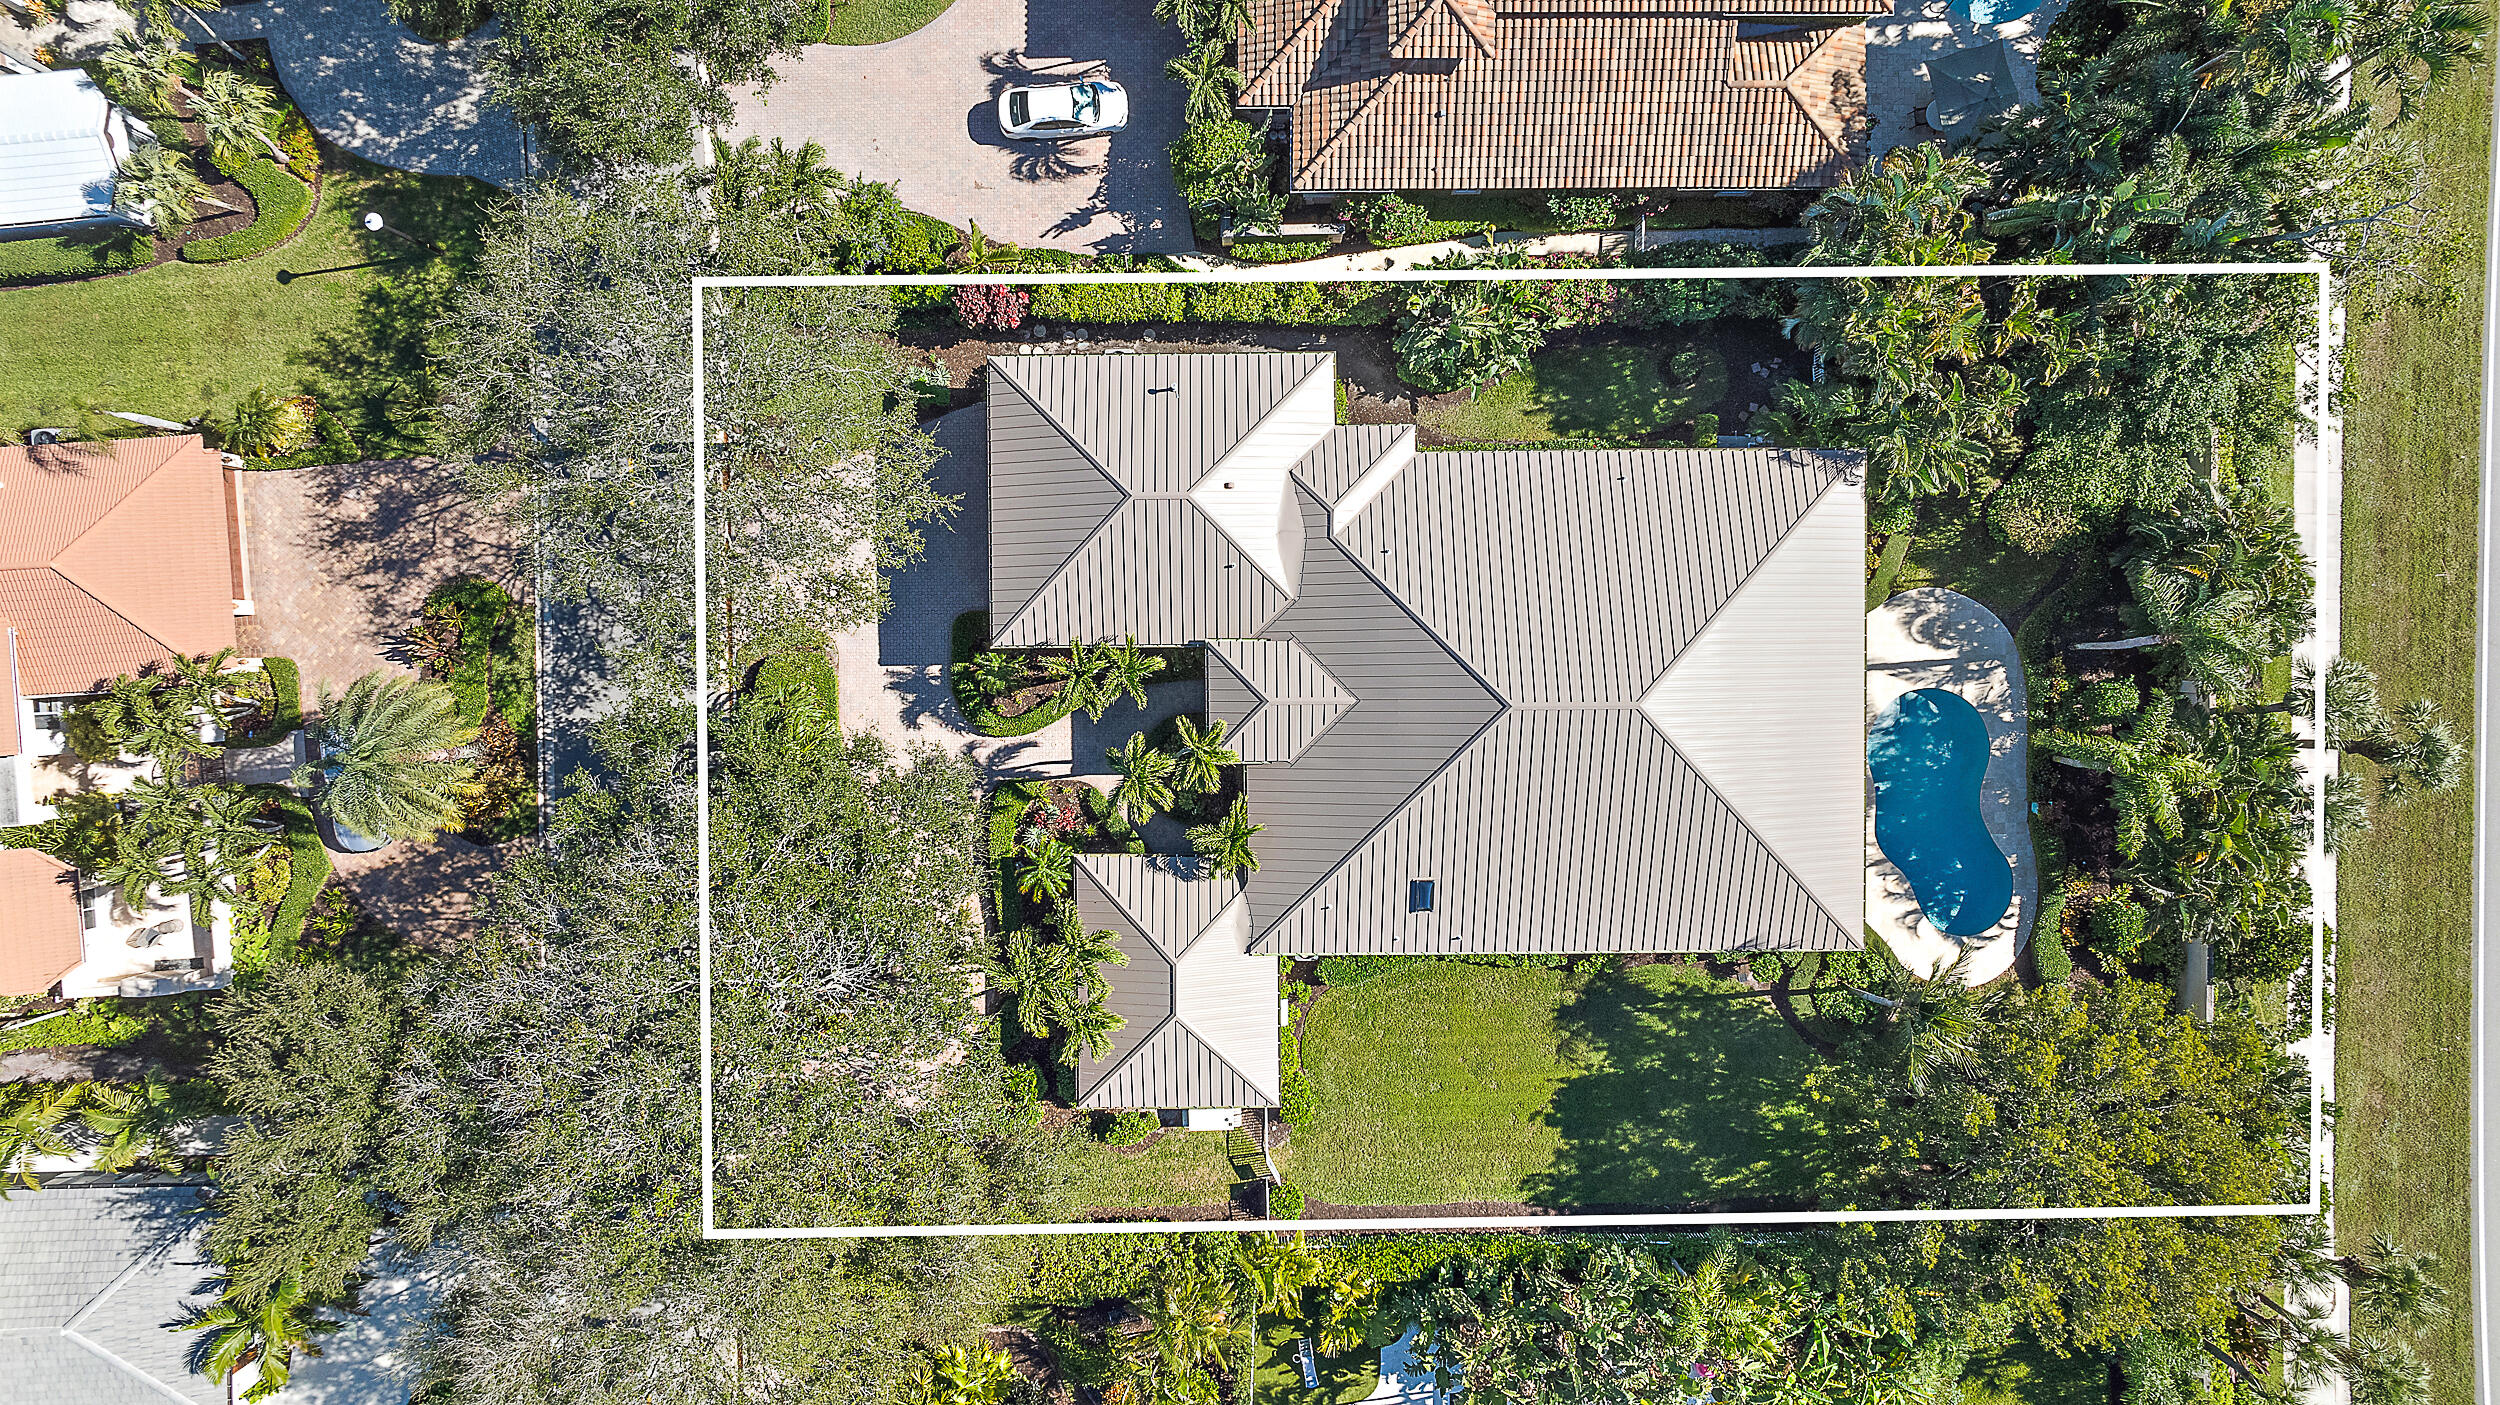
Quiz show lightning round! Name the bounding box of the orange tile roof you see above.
[0,437,238,697]
[1239,0,1877,193]
[0,848,82,997]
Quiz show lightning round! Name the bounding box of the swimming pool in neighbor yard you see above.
[1868,688,2015,938]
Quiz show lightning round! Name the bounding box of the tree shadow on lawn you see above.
[1519,963,1849,1209]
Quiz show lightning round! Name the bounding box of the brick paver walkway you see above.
[723,0,1193,254]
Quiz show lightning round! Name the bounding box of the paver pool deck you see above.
[1865,587,2036,984]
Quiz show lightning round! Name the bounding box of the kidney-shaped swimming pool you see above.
[1868,688,2015,938]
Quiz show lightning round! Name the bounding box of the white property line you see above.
[691,263,2334,1240]
[2472,49,2500,1405]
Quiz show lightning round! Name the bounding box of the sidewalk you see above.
[1209,226,1808,275]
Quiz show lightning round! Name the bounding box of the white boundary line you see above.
[2472,48,2500,1405]
[691,262,2332,1240]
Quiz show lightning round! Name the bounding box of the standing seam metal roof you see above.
[1071,856,1280,1108]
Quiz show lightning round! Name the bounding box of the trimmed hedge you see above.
[1027,282,1188,323]
[1015,281,1395,328]
[1226,238,1330,265]
[1278,1026,1315,1132]
[1093,1109,1160,1145]
[248,784,333,958]
[180,159,313,264]
[0,230,152,284]
[225,657,303,748]
[1316,953,1395,987]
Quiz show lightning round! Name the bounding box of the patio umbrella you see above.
[1925,41,2019,135]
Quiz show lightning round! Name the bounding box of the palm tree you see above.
[1311,1268,1381,1357]
[1155,0,1250,41]
[292,673,479,843]
[1170,716,1236,795]
[2369,699,2463,800]
[183,1275,331,1401]
[82,672,218,768]
[1138,1270,1235,1375]
[93,822,177,914]
[189,68,291,171]
[1017,829,1075,904]
[999,925,1128,1062]
[1093,636,1166,721]
[2341,1333,2434,1405]
[2072,560,2272,701]
[99,32,191,117]
[78,1075,189,1173]
[2039,695,2221,859]
[2343,1234,2450,1334]
[113,141,220,236]
[1187,797,1262,878]
[1166,37,1241,128]
[909,1341,1019,1405]
[1106,733,1178,830]
[1237,1232,1323,1317]
[947,220,1023,272]
[965,651,1026,700]
[0,1082,86,1190]
[2342,0,2490,120]
[2323,770,2371,851]
[1041,639,1106,715]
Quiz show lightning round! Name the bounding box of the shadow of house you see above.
[1518,965,1842,1210]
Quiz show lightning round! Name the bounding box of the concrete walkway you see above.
[723,0,1191,254]
[177,0,525,187]
[1242,226,1809,275]
[1865,587,2036,985]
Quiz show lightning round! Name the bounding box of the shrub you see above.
[1093,1109,1160,1145]
[1227,237,1328,264]
[274,110,320,173]
[216,387,317,457]
[1691,412,1721,446]
[2089,898,2151,960]
[179,159,312,263]
[2080,677,2142,725]
[1003,1063,1041,1103]
[0,229,152,284]
[1343,193,1492,247]
[1170,118,1283,228]
[1394,280,1549,393]
[1316,954,1395,987]
[890,285,952,316]
[1271,1174,1306,1218]
[1543,192,1625,230]
[2032,929,2075,986]
[1027,282,1189,323]
[1277,1029,1315,1132]
[225,658,302,747]
[952,283,1031,332]
[885,211,957,273]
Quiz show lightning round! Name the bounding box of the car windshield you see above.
[1070,84,1098,122]
[1008,91,1029,125]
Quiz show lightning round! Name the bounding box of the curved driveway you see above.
[724,0,1192,254]
[178,0,525,187]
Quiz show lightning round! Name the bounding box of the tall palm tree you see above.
[2341,1333,2434,1405]
[183,1274,330,1401]
[78,1074,189,1173]
[1166,37,1241,127]
[93,822,177,913]
[189,68,291,171]
[2073,560,2272,701]
[0,1082,86,1190]
[2343,1234,2450,1333]
[1106,733,1178,830]
[83,673,218,768]
[292,673,479,843]
[2039,695,2221,859]
[1311,1268,1381,1357]
[2323,770,2371,851]
[1237,1232,1323,1317]
[1042,639,1106,715]
[1170,716,1236,796]
[113,141,220,235]
[1093,636,1166,720]
[1016,829,1075,904]
[99,32,192,117]
[1187,797,1262,878]
[1138,1269,1234,1375]
[2370,699,2463,800]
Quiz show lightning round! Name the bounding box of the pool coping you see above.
[1865,587,2037,984]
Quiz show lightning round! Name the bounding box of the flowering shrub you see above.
[951,283,1031,331]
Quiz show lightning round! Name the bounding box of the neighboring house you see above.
[1235,0,1882,196]
[0,1184,224,1403]
[986,353,1866,981]
[1071,854,1279,1111]
[0,436,254,1000]
[0,68,143,236]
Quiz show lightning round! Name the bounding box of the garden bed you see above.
[417,577,538,842]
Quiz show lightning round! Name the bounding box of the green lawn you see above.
[1285,961,1835,1208]
[0,156,494,449]
[1062,1128,1243,1214]
[1420,342,1726,445]
[2332,63,2489,1405]
[822,0,957,43]
[1253,1319,1377,1405]
[0,1003,147,1055]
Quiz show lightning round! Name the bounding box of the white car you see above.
[997,80,1128,140]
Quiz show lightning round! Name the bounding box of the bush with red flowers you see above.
[952,283,1031,331]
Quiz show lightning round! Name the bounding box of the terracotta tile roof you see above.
[0,437,238,697]
[0,849,82,997]
[1240,0,1876,192]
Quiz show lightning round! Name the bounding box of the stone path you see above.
[328,834,503,952]
[177,0,525,187]
[722,0,1192,254]
[1865,586,2036,986]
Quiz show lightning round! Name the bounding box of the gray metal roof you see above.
[0,1185,222,1404]
[989,354,1332,494]
[1205,637,1357,764]
[986,353,1866,957]
[1071,855,1280,1108]
[989,375,1127,627]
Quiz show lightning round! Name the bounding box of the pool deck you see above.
[1866,588,2036,984]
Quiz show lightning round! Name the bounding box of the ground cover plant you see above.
[413,577,538,840]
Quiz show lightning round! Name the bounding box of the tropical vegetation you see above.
[292,673,480,844]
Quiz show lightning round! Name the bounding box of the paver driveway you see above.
[725,0,1194,254]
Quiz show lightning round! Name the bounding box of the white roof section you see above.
[0,71,129,230]
[1072,855,1281,1108]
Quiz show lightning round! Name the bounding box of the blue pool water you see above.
[1868,688,2015,937]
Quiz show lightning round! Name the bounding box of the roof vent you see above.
[1408,879,1435,914]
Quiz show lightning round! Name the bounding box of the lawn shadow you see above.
[1520,964,1844,1209]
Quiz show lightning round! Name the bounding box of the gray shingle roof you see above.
[0,1185,222,1404]
[987,354,1866,960]
[1072,855,1280,1108]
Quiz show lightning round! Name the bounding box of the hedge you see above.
[225,657,302,748]
[1225,238,1330,265]
[1027,283,1188,323]
[180,159,313,264]
[1277,1026,1315,1132]
[249,784,333,957]
[1316,953,1395,987]
[0,230,152,284]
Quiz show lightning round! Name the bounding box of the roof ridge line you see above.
[1292,75,1397,188]
[59,1325,195,1405]
[29,564,184,670]
[1641,458,1845,699]
[1240,0,1344,99]
[1184,354,1336,598]
[987,374,1133,644]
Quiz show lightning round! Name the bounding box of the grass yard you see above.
[0,1002,148,1055]
[2331,64,2489,1405]
[1061,1129,1244,1214]
[0,156,493,449]
[822,0,958,43]
[1252,1319,1377,1405]
[1285,961,1835,1208]
[1419,343,1727,445]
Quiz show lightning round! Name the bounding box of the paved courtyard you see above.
[1865,0,2066,159]
[723,0,1194,254]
